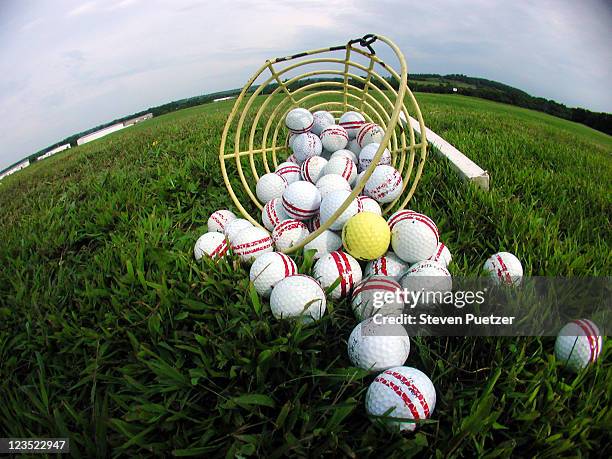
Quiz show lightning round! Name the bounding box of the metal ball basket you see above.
[219,34,428,253]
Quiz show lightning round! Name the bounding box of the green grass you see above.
[0,93,610,457]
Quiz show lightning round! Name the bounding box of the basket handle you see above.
[347,34,378,55]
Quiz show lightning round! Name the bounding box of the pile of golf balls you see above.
[191,106,602,434]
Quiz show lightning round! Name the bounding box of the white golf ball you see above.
[357,196,382,216]
[428,242,452,268]
[347,138,361,156]
[365,251,410,279]
[261,198,289,231]
[357,123,385,148]
[286,132,298,149]
[292,132,322,163]
[286,154,299,164]
[388,210,439,263]
[224,218,254,243]
[275,162,302,184]
[315,174,351,199]
[301,156,328,183]
[483,252,523,286]
[555,319,603,372]
[303,229,342,260]
[313,250,362,299]
[207,209,236,233]
[320,125,349,152]
[348,317,410,371]
[351,276,403,321]
[319,189,362,231]
[330,149,358,164]
[256,173,287,203]
[400,260,452,306]
[339,111,366,139]
[323,156,357,186]
[358,143,392,172]
[231,226,273,263]
[364,165,403,203]
[282,181,321,220]
[285,108,313,134]
[365,366,436,432]
[249,251,298,297]
[270,275,327,322]
[194,232,229,260]
[272,219,310,251]
[311,110,335,136]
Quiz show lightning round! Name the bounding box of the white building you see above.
[213,96,234,102]
[77,123,130,146]
[123,112,153,126]
[0,159,30,181]
[38,143,71,160]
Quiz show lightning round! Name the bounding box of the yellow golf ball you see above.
[342,212,390,260]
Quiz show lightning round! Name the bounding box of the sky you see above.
[0,0,610,169]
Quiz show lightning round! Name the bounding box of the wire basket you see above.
[219,34,428,253]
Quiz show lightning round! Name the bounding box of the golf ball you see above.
[388,210,439,263]
[483,252,523,286]
[224,218,254,243]
[319,189,362,231]
[194,232,229,260]
[351,276,403,321]
[323,156,357,185]
[357,123,385,148]
[342,212,391,260]
[313,250,362,299]
[231,226,273,263]
[261,198,289,231]
[303,229,342,260]
[315,174,351,199]
[285,108,313,134]
[275,161,302,184]
[270,275,327,322]
[249,251,297,297]
[428,242,452,268]
[348,317,411,371]
[292,132,322,163]
[339,111,366,138]
[358,143,392,172]
[301,156,328,183]
[365,251,410,279]
[320,124,349,152]
[207,209,236,233]
[282,181,321,220]
[272,219,310,252]
[364,165,403,203]
[256,173,287,203]
[365,366,436,432]
[311,110,335,136]
[554,319,603,372]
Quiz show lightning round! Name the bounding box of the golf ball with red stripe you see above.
[365,366,436,432]
[272,219,310,252]
[365,251,410,279]
[249,251,298,297]
[231,227,273,263]
[483,252,523,286]
[207,209,236,233]
[194,232,229,260]
[388,210,439,263]
[313,250,362,299]
[554,319,603,372]
[339,111,366,139]
[282,181,321,220]
[351,276,403,321]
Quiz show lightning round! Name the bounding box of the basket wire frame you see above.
[219,34,428,254]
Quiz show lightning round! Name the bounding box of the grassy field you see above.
[0,93,610,457]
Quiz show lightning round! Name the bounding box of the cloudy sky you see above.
[1,0,610,169]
